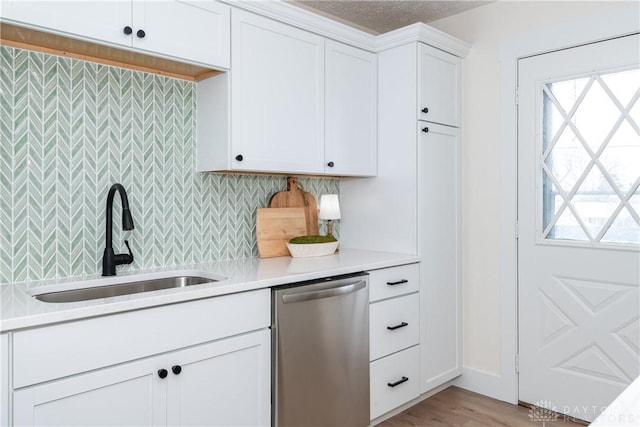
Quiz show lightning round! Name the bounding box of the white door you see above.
[518,34,640,422]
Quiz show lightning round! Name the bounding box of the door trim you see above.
[465,2,640,404]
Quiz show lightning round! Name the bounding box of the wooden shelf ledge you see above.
[0,22,222,81]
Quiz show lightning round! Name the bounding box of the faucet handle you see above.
[123,240,134,263]
[114,240,134,266]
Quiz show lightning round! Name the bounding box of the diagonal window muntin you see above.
[539,67,640,246]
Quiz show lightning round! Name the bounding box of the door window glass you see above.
[541,68,640,245]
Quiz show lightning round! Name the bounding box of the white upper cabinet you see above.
[0,1,130,46]
[131,1,230,68]
[417,43,461,127]
[229,9,325,174]
[325,40,377,176]
[0,0,231,69]
[198,9,377,177]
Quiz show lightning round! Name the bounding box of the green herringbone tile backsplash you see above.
[0,46,339,284]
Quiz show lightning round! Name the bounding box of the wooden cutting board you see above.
[269,177,319,235]
[256,207,307,258]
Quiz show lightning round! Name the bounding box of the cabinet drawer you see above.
[13,289,270,388]
[370,293,419,361]
[368,263,419,302]
[370,345,420,420]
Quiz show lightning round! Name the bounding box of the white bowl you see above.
[286,241,339,258]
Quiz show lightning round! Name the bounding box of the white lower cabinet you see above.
[370,345,420,420]
[11,289,271,427]
[14,355,166,426]
[166,331,270,427]
[369,293,419,361]
[367,264,420,421]
[13,330,270,427]
[1,333,9,427]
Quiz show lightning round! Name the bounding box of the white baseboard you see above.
[453,367,517,404]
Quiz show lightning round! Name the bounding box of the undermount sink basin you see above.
[31,274,222,303]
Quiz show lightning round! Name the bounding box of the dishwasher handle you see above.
[281,279,367,304]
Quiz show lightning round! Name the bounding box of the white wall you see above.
[429,0,632,389]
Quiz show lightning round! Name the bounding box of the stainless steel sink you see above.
[33,275,219,303]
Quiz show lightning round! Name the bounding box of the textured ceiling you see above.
[289,1,492,34]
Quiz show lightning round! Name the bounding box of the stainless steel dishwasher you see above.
[272,273,370,427]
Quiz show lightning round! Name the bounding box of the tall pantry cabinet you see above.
[341,40,466,401]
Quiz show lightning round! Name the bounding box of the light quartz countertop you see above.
[0,249,419,332]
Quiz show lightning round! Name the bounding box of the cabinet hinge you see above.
[515,221,519,239]
[515,354,520,373]
[515,88,519,106]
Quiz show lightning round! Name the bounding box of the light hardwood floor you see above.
[377,387,584,427]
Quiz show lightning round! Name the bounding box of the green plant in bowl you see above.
[287,235,339,258]
[289,235,337,244]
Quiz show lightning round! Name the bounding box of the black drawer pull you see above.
[386,279,408,286]
[387,322,408,331]
[387,376,409,388]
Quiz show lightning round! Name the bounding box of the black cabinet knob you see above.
[422,127,429,133]
[235,154,243,162]
[327,161,334,168]
[123,26,133,35]
[171,365,182,375]
[136,29,146,38]
[158,369,168,379]
[421,107,429,114]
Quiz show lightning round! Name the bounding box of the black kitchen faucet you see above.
[102,183,135,276]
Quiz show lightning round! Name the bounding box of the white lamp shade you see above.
[318,194,341,220]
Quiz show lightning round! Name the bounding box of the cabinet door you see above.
[13,356,166,426]
[132,0,230,68]
[1,1,131,47]
[231,10,325,174]
[166,330,270,427]
[325,40,377,176]
[417,122,462,392]
[418,44,461,127]
[1,334,8,427]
